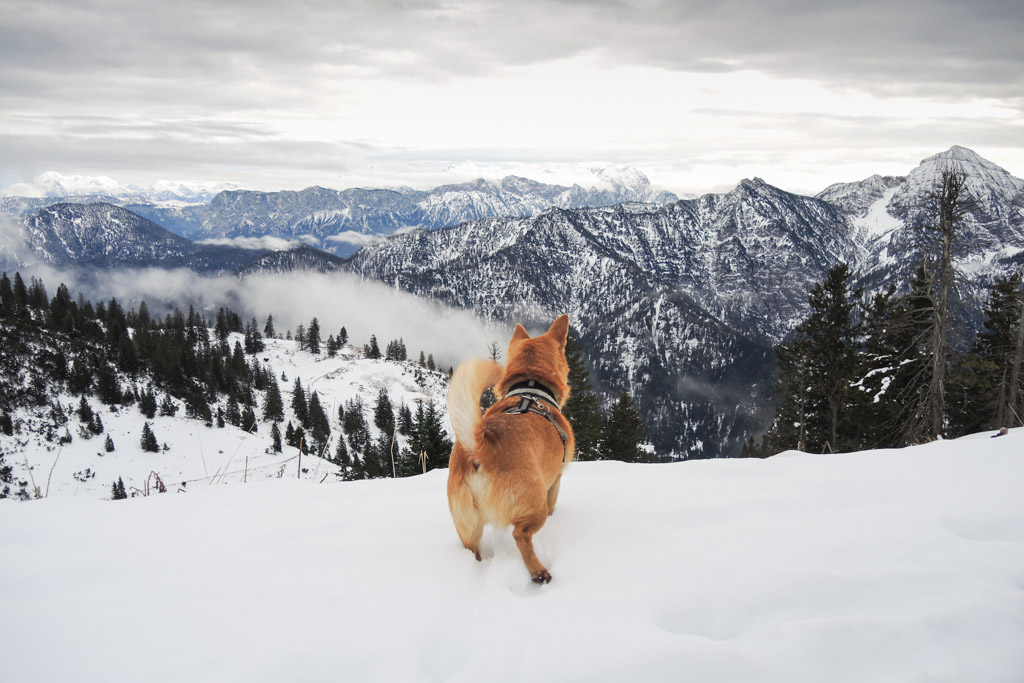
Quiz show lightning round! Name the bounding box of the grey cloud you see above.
[10,263,507,369]
[4,0,1021,100]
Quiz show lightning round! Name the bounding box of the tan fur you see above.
[446,314,575,584]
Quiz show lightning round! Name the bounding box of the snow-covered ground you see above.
[2,429,1022,682]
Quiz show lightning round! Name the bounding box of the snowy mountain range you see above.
[4,202,281,273]
[3,147,1022,457]
[346,147,1024,456]
[1,168,677,257]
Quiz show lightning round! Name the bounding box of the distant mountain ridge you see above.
[4,147,1022,458]
[347,147,1024,456]
[1,168,678,257]
[5,203,276,273]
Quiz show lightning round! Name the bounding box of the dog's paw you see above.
[531,569,552,584]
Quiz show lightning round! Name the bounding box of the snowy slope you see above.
[1,429,1022,682]
[8,333,449,499]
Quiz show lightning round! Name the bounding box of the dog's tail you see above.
[447,358,503,453]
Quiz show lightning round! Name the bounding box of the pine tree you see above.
[104,434,115,452]
[307,317,321,355]
[263,376,284,422]
[334,436,351,473]
[244,317,264,354]
[562,331,604,460]
[759,263,862,454]
[291,378,308,426]
[264,314,276,339]
[88,413,104,436]
[0,272,14,317]
[225,395,241,427]
[271,422,283,452]
[140,422,159,452]
[339,326,348,345]
[77,396,94,424]
[374,388,395,434]
[241,405,258,434]
[397,402,413,436]
[365,335,381,359]
[159,394,178,417]
[307,391,331,450]
[111,477,127,500]
[95,364,122,405]
[601,392,646,462]
[949,271,1024,433]
[408,400,452,472]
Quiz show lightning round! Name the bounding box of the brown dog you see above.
[446,315,575,583]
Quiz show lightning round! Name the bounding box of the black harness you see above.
[503,379,571,463]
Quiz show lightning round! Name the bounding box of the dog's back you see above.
[446,316,574,583]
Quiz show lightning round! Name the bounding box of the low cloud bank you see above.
[194,235,319,250]
[11,263,507,368]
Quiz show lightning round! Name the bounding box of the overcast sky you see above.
[1,0,1022,195]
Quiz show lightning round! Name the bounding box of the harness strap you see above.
[504,393,571,464]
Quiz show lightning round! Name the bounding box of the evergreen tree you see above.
[244,317,265,354]
[241,404,258,433]
[561,331,604,460]
[291,378,308,426]
[365,335,381,359]
[104,434,115,452]
[307,391,331,451]
[88,413,104,436]
[264,314,276,339]
[138,387,157,419]
[326,334,338,358]
[294,323,305,348]
[0,272,14,317]
[343,396,369,452]
[338,326,348,346]
[225,395,241,427]
[140,422,159,452]
[95,364,122,405]
[263,376,285,422]
[408,399,452,472]
[397,402,413,436]
[271,422,283,452]
[77,396,94,424]
[111,477,127,500]
[373,388,395,435]
[334,435,351,474]
[601,392,646,462]
[760,264,861,454]
[307,317,322,354]
[159,394,178,417]
[949,271,1024,433]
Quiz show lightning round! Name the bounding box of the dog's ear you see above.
[547,315,569,348]
[511,323,530,342]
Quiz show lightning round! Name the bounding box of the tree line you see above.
[0,271,454,497]
[744,171,1024,456]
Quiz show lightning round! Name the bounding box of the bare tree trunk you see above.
[922,170,967,439]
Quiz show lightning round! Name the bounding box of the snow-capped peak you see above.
[3,172,145,199]
[905,146,1024,202]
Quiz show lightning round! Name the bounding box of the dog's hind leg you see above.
[512,511,551,584]
[449,491,484,561]
[546,473,562,516]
